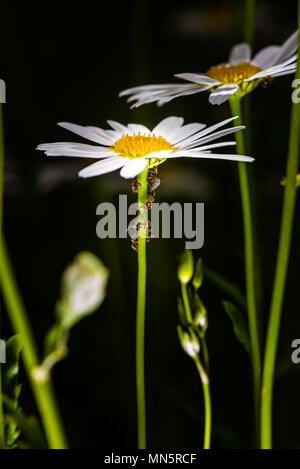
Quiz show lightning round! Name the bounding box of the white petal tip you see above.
[78,171,89,179]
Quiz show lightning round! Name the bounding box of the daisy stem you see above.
[229,96,261,435]
[0,238,68,449]
[261,3,300,448]
[0,103,5,449]
[244,0,256,48]
[136,166,149,449]
[194,355,211,449]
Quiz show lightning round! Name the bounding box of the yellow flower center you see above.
[205,61,262,84]
[112,132,173,158]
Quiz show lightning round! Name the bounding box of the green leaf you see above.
[2,335,23,402]
[43,324,61,359]
[204,266,246,311]
[2,334,23,447]
[3,395,46,449]
[222,301,250,353]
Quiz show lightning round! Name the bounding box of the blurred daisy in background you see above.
[37,117,253,180]
[120,30,298,107]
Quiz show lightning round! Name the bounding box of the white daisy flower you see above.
[120,30,298,107]
[37,117,253,180]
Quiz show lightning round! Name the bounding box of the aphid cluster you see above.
[131,167,160,251]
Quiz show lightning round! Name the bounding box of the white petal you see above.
[107,120,127,132]
[175,117,238,148]
[204,153,254,162]
[272,30,298,66]
[190,141,237,152]
[58,122,118,145]
[156,86,210,107]
[267,64,297,77]
[164,150,254,163]
[174,73,220,85]
[252,46,281,68]
[37,142,115,158]
[163,142,236,157]
[167,123,207,144]
[79,157,128,178]
[251,32,298,74]
[179,126,245,150]
[128,85,204,108]
[120,158,148,179]
[229,43,252,64]
[119,83,187,96]
[247,63,297,81]
[152,117,184,138]
[144,150,173,159]
[209,84,239,105]
[127,124,151,134]
[269,69,297,78]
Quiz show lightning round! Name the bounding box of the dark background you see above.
[1,0,300,449]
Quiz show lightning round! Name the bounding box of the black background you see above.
[1,0,300,449]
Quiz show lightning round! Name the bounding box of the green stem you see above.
[261,4,300,449]
[229,96,261,433]
[244,0,256,48]
[0,102,5,448]
[194,356,211,449]
[136,166,149,449]
[181,283,192,324]
[0,366,4,449]
[201,337,210,373]
[0,238,68,449]
[243,0,264,324]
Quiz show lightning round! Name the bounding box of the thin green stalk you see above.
[181,284,192,324]
[201,337,210,373]
[136,166,149,449]
[244,0,256,48]
[0,238,68,449]
[0,103,3,236]
[229,96,261,431]
[0,103,5,448]
[261,4,300,448]
[243,0,264,324]
[194,356,211,449]
[243,0,256,153]
[0,366,4,448]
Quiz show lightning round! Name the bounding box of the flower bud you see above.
[177,250,194,285]
[193,295,208,334]
[177,325,200,359]
[56,251,109,330]
[192,258,203,291]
